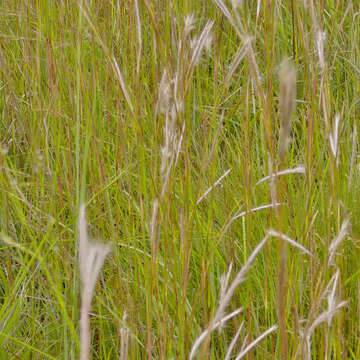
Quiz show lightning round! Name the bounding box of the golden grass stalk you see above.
[347,123,357,193]
[134,0,142,75]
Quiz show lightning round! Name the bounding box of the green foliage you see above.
[0,0,359,358]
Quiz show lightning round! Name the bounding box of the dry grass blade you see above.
[79,204,111,360]
[197,168,231,204]
[213,0,242,37]
[233,203,283,221]
[213,235,270,325]
[267,229,312,256]
[224,322,244,360]
[222,203,283,235]
[189,308,243,360]
[190,235,269,359]
[113,56,135,115]
[234,325,278,360]
[78,3,134,116]
[309,300,347,334]
[256,165,305,185]
[215,0,262,91]
[256,0,261,20]
[225,37,251,85]
[301,270,347,360]
[303,299,347,360]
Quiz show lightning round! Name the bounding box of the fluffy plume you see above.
[328,219,350,266]
[188,20,214,68]
[230,0,243,9]
[119,312,130,360]
[79,204,111,360]
[156,71,172,116]
[184,14,195,34]
[316,31,326,73]
[329,113,341,165]
[278,58,297,161]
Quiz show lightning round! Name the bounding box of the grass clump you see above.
[0,0,359,359]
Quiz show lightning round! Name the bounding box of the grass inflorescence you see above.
[0,1,359,359]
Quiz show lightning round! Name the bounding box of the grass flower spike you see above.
[79,204,111,360]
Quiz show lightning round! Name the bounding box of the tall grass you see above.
[0,0,359,359]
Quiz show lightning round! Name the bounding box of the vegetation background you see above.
[0,0,359,359]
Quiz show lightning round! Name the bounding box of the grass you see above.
[0,0,359,359]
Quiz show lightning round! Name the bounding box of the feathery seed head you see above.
[316,31,326,72]
[157,71,172,115]
[79,204,111,302]
[230,0,243,9]
[184,14,195,35]
[329,113,341,165]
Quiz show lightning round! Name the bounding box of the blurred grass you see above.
[0,0,359,359]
